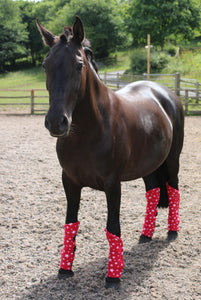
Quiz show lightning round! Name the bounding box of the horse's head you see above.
[37,17,87,137]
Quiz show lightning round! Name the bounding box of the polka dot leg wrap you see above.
[105,229,124,278]
[60,221,80,270]
[141,188,160,238]
[167,183,180,231]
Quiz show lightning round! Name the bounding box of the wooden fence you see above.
[0,73,201,115]
[0,88,49,114]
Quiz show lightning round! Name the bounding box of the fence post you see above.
[117,72,119,89]
[175,72,180,96]
[196,81,199,103]
[31,89,34,114]
[185,90,188,115]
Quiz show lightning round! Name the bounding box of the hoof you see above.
[105,277,121,289]
[139,235,152,244]
[58,268,74,279]
[168,231,178,241]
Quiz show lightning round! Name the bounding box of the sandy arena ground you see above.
[0,115,201,299]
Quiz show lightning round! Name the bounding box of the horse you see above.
[36,17,184,288]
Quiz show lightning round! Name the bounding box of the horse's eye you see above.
[76,62,83,72]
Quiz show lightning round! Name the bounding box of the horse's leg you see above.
[166,156,181,241]
[140,173,161,243]
[58,170,81,279]
[104,180,124,288]
[165,106,183,241]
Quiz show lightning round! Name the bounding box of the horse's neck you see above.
[77,65,111,127]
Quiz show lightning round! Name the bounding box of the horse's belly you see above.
[120,120,173,180]
[66,167,105,190]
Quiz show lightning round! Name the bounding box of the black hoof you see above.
[105,277,121,289]
[168,231,178,241]
[139,235,152,244]
[58,268,74,279]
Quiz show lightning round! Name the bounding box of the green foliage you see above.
[0,0,28,71]
[150,53,169,73]
[0,0,201,71]
[130,49,147,74]
[127,0,200,50]
[130,49,169,74]
[1,48,201,91]
[47,0,128,58]
[163,49,201,80]
[18,1,41,65]
[166,45,177,57]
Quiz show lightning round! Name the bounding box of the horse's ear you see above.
[73,16,84,44]
[36,19,57,47]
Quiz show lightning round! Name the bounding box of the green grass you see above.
[1,48,201,88]
[0,67,46,89]
[98,47,201,87]
[0,48,201,114]
[0,50,130,111]
[0,67,48,112]
[161,49,201,82]
[98,49,131,72]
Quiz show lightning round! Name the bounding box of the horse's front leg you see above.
[105,180,124,289]
[58,170,81,279]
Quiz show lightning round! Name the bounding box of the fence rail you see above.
[0,88,49,114]
[1,73,201,115]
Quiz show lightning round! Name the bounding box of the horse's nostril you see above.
[44,115,49,130]
[44,113,69,136]
[60,115,68,131]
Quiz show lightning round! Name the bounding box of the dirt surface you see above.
[0,115,201,300]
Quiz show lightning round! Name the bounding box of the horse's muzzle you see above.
[45,114,69,137]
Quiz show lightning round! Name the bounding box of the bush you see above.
[130,49,147,74]
[150,52,169,72]
[130,49,169,74]
[166,45,177,56]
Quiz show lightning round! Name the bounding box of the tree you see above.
[47,0,128,58]
[18,0,53,66]
[127,0,200,50]
[0,0,28,71]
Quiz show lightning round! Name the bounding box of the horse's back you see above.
[116,80,183,123]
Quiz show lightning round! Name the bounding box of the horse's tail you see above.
[157,162,169,208]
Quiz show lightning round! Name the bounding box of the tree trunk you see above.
[161,40,164,51]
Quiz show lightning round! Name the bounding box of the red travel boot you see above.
[58,221,80,278]
[167,183,180,240]
[140,187,160,242]
[105,228,124,286]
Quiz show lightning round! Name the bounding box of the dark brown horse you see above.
[37,17,184,288]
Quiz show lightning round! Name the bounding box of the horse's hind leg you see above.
[140,157,181,243]
[58,171,81,279]
[166,102,184,241]
[166,156,181,241]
